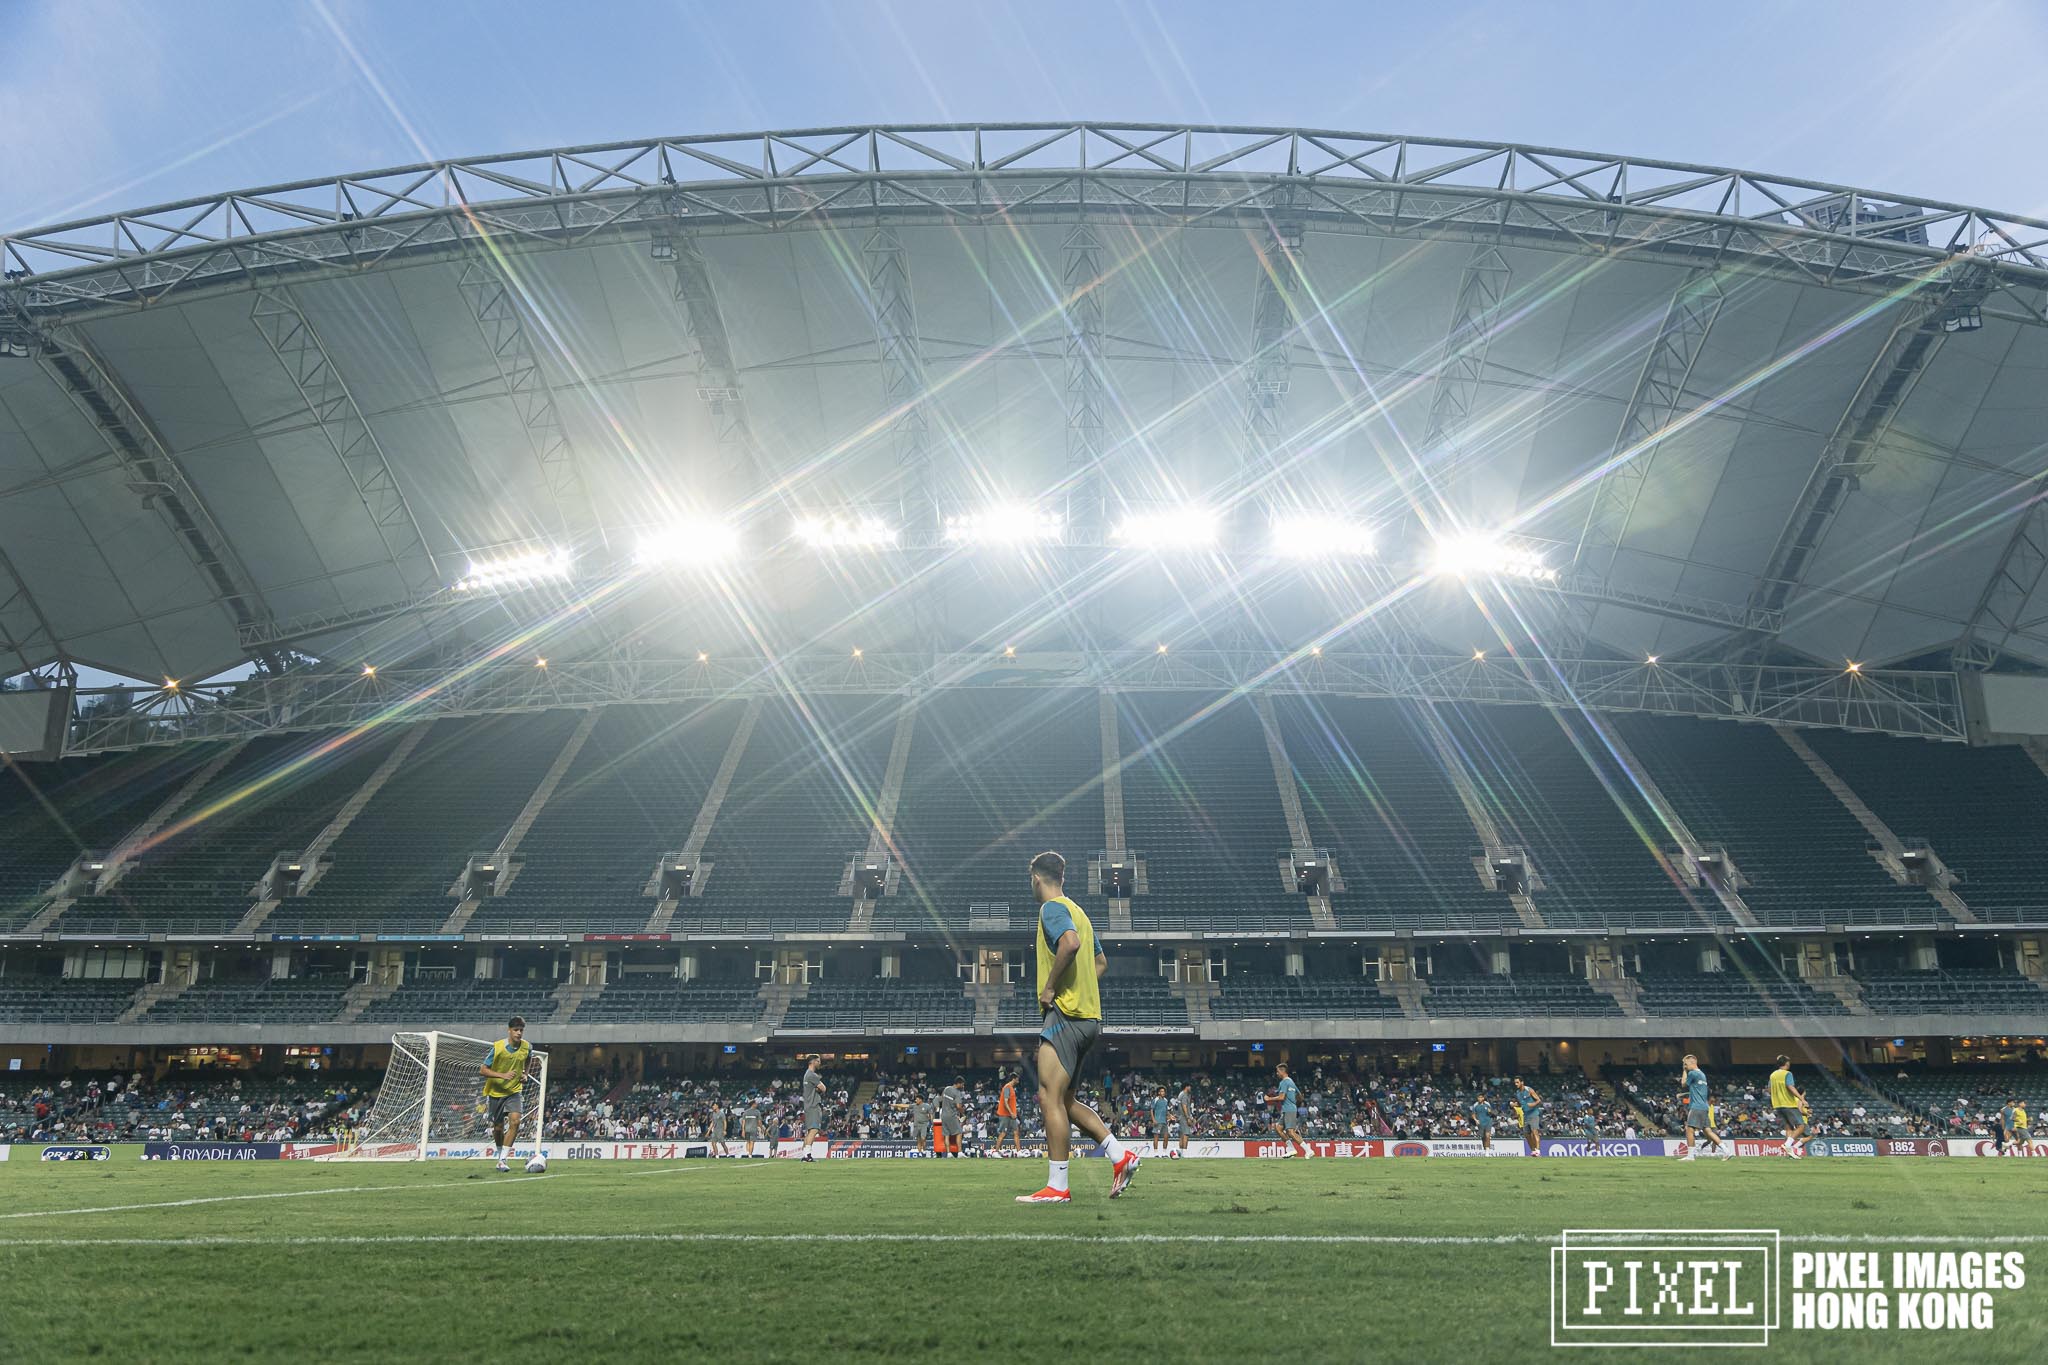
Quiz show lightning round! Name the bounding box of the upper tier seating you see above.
[61,731,404,936]
[1275,696,1519,931]
[1117,694,1308,929]
[474,702,742,933]
[1442,706,1711,931]
[0,743,227,931]
[1805,731,2048,923]
[883,690,1104,932]
[1420,973,1622,1018]
[270,713,585,936]
[690,697,900,932]
[1616,716,1944,927]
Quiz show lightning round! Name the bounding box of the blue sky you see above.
[3,0,2047,230]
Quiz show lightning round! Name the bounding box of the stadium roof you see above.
[2,122,2046,688]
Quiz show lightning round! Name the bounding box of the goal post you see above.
[337,1030,549,1161]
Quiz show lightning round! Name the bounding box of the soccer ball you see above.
[525,1155,548,1174]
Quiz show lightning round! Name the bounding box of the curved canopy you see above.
[2,123,2046,683]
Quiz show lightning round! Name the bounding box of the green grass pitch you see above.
[4,1151,2046,1362]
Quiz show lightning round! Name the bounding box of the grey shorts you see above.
[998,1115,1020,1136]
[486,1093,523,1126]
[804,1108,823,1133]
[1687,1104,1711,1129]
[741,1123,761,1139]
[1281,1107,1300,1130]
[1039,1011,1102,1082]
[1775,1106,1805,1129]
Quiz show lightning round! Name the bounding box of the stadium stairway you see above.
[1252,697,1337,931]
[548,970,604,1025]
[967,981,1012,1032]
[1097,693,1135,934]
[1598,719,1759,928]
[848,700,918,936]
[1587,974,1644,1016]
[757,978,806,1030]
[646,700,761,934]
[444,708,604,934]
[115,973,193,1025]
[1169,975,1216,1026]
[1775,726,1971,924]
[336,973,401,1023]
[233,725,430,937]
[88,740,252,895]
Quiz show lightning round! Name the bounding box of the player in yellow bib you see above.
[1768,1054,1808,1159]
[478,1016,533,1173]
[1015,850,1141,1204]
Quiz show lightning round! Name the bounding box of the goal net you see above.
[337,1031,549,1161]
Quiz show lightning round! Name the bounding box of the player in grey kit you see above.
[911,1092,933,1157]
[708,1099,731,1158]
[801,1056,827,1163]
[940,1079,970,1158]
[740,1097,765,1157]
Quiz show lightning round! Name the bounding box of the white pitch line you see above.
[6,1231,2048,1250]
[0,1172,555,1221]
[0,1158,771,1221]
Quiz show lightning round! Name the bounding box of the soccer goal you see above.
[335,1031,549,1161]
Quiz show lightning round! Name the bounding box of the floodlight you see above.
[1271,513,1375,559]
[944,504,1062,547]
[795,513,897,549]
[1113,508,1220,550]
[634,520,741,568]
[455,547,573,592]
[1430,532,1557,582]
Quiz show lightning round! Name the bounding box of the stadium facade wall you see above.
[9,1010,2047,1048]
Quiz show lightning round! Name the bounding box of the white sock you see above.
[1048,1159,1070,1193]
[1101,1134,1127,1163]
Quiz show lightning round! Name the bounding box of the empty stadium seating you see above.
[357,975,560,1025]
[691,697,900,932]
[268,712,583,936]
[1420,973,1622,1018]
[781,981,974,1031]
[1805,731,2048,923]
[0,743,227,931]
[0,977,140,1023]
[572,979,765,1024]
[1211,975,1405,1019]
[1633,968,1850,1017]
[1441,706,1708,930]
[1856,970,2047,1016]
[1616,716,1944,927]
[139,978,351,1025]
[1276,696,1520,932]
[1117,694,1307,929]
[475,702,742,933]
[883,690,1104,931]
[60,730,405,936]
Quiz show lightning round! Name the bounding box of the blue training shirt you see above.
[1686,1068,1710,1106]
[1276,1076,1300,1109]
